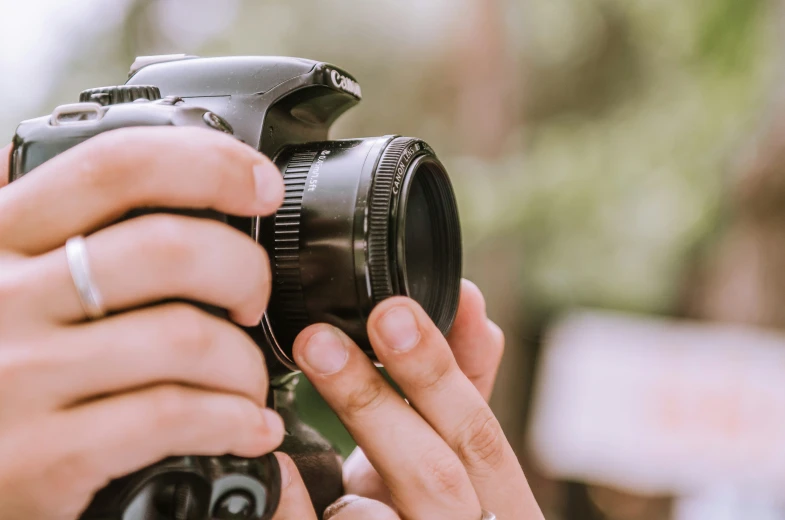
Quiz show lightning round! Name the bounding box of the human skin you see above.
[272,281,545,520]
[0,129,286,518]
[0,131,544,519]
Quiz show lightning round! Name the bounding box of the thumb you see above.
[272,452,318,520]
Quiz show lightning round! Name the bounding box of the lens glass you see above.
[403,173,436,306]
[398,159,461,334]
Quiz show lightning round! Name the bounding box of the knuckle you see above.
[342,378,388,417]
[419,451,469,499]
[411,351,454,392]
[136,214,196,266]
[160,303,215,359]
[149,385,193,428]
[209,131,246,163]
[0,352,29,389]
[44,435,105,501]
[0,274,18,302]
[455,408,506,473]
[79,130,139,195]
[52,448,101,493]
[0,262,31,305]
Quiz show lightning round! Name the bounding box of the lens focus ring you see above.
[368,137,420,303]
[269,151,314,341]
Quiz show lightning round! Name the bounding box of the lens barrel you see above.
[257,136,461,373]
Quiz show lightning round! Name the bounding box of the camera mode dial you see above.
[79,85,161,106]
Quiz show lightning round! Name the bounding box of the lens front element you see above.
[395,157,461,335]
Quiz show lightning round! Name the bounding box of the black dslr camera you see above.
[9,55,462,519]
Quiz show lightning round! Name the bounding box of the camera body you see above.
[13,54,361,181]
[10,55,462,519]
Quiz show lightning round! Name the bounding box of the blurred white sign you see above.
[528,310,785,503]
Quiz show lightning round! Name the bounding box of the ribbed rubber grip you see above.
[270,151,316,334]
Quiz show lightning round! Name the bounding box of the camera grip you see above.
[274,387,344,517]
[79,454,281,520]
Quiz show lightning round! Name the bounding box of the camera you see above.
[9,55,463,519]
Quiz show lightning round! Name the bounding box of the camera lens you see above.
[395,158,461,334]
[255,136,462,375]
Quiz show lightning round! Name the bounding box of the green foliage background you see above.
[1,0,780,465]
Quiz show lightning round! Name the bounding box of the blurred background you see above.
[3,0,785,518]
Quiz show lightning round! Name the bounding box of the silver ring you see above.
[481,510,496,520]
[65,235,106,320]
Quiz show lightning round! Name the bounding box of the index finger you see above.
[366,297,543,520]
[0,127,283,255]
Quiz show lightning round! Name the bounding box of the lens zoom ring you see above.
[368,137,414,303]
[271,151,316,330]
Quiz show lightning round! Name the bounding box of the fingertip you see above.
[447,280,488,340]
[274,452,295,489]
[0,143,10,188]
[252,159,285,213]
[247,409,285,456]
[261,408,285,438]
[487,319,505,351]
[294,322,340,345]
[293,324,352,377]
[459,279,487,319]
[370,295,421,316]
[229,309,264,328]
[292,323,349,359]
[368,296,428,331]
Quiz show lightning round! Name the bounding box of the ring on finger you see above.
[65,235,106,320]
[481,510,496,520]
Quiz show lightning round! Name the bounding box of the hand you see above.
[273,281,544,519]
[0,128,286,519]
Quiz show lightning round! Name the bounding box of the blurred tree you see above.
[686,2,785,327]
[448,0,518,159]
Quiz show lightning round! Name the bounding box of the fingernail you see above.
[260,408,284,437]
[378,305,420,352]
[253,161,284,208]
[303,328,349,375]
